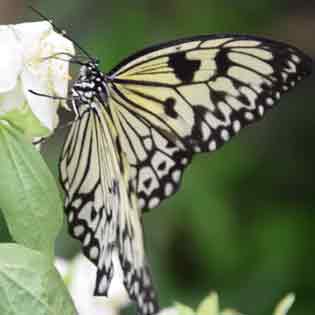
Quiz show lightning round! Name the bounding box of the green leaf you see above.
[0,122,63,258]
[0,243,76,315]
[0,102,50,139]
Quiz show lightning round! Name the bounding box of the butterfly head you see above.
[78,59,101,78]
[72,59,109,107]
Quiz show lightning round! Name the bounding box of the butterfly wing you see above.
[107,34,312,210]
[117,154,159,315]
[60,106,119,294]
[59,102,159,315]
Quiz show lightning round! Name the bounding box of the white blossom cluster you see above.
[0,21,74,138]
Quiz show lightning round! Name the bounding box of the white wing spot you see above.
[73,198,82,208]
[233,120,241,132]
[258,105,264,116]
[139,198,145,208]
[275,92,281,99]
[134,281,140,295]
[286,60,297,73]
[281,72,288,81]
[149,303,155,314]
[201,122,211,140]
[73,225,85,237]
[165,183,174,196]
[266,98,274,106]
[149,197,160,208]
[83,232,91,246]
[138,166,159,194]
[152,152,175,177]
[98,275,108,294]
[291,54,301,63]
[221,129,230,141]
[89,246,99,260]
[142,304,148,315]
[209,140,217,151]
[244,112,254,121]
[144,138,153,150]
[68,211,74,223]
[181,157,188,165]
[172,170,181,182]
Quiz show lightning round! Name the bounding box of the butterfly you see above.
[58,33,312,315]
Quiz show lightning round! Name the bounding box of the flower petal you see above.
[54,257,70,279]
[0,26,23,93]
[157,307,180,315]
[0,79,25,114]
[196,292,219,315]
[69,253,129,315]
[21,67,59,131]
[273,294,295,315]
[16,21,74,131]
[43,31,75,98]
[12,21,52,61]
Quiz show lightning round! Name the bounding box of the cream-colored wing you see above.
[60,105,120,295]
[107,34,312,210]
[59,102,159,315]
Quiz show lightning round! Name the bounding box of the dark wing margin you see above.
[108,33,312,78]
[106,34,312,211]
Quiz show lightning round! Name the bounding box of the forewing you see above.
[107,34,312,210]
[60,107,119,295]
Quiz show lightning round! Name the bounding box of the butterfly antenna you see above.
[28,5,95,61]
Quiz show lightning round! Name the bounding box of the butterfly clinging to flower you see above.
[31,8,312,315]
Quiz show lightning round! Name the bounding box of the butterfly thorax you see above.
[72,61,109,112]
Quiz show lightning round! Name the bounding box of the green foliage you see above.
[0,243,76,315]
[0,121,75,314]
[0,122,63,258]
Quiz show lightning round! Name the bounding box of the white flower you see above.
[155,293,296,315]
[273,294,295,315]
[55,253,130,315]
[156,293,241,315]
[157,307,181,315]
[0,21,74,138]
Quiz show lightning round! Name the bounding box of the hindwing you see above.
[59,102,159,315]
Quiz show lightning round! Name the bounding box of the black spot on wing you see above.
[144,178,152,189]
[158,161,166,171]
[168,52,201,83]
[164,97,178,118]
[214,48,231,76]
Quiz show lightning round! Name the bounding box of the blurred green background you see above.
[1,0,315,314]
